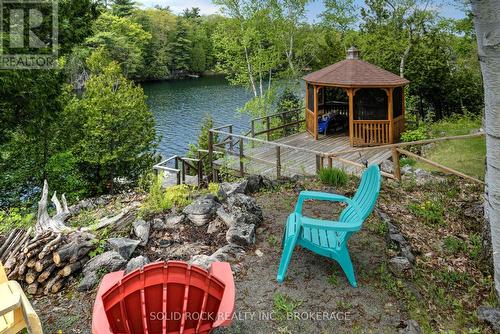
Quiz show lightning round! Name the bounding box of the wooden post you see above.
[197,159,203,187]
[276,146,281,179]
[328,157,333,168]
[316,154,321,173]
[229,125,233,151]
[391,147,401,181]
[281,113,286,137]
[251,120,255,148]
[348,88,354,146]
[175,157,181,185]
[208,130,215,182]
[313,85,318,140]
[388,87,394,144]
[239,138,244,177]
[402,85,406,134]
[266,116,271,141]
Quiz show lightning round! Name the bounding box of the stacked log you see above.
[2,230,95,295]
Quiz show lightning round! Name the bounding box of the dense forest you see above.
[0,0,483,209]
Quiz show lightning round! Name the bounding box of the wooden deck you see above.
[214,132,392,179]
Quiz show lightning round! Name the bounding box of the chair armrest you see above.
[301,216,362,232]
[0,282,21,315]
[295,191,359,214]
[210,262,235,328]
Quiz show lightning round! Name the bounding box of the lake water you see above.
[143,76,253,158]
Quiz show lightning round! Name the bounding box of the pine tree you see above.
[111,0,136,17]
[169,20,192,73]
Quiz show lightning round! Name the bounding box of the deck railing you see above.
[250,108,305,141]
[207,126,485,185]
[153,155,204,186]
[352,120,391,146]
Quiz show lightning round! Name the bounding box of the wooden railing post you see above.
[174,157,181,185]
[229,125,234,152]
[392,147,401,181]
[208,130,215,182]
[250,120,255,148]
[316,154,322,174]
[266,116,271,141]
[239,138,244,177]
[181,160,186,184]
[197,159,203,187]
[276,146,281,179]
[328,157,333,168]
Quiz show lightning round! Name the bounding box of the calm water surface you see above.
[143,76,252,158]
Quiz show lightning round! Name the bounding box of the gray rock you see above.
[83,251,126,276]
[226,222,256,246]
[245,175,264,193]
[216,206,236,227]
[183,195,219,226]
[207,219,224,234]
[401,246,416,264]
[77,271,99,292]
[399,320,422,334]
[152,218,166,230]
[401,165,414,175]
[477,306,500,332]
[388,256,412,276]
[125,255,150,274]
[165,214,185,228]
[189,255,217,270]
[380,160,394,174]
[387,233,408,247]
[169,243,210,259]
[106,238,140,260]
[133,219,150,246]
[218,180,248,200]
[211,243,245,262]
[226,193,263,226]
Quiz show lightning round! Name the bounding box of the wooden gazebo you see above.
[303,46,410,146]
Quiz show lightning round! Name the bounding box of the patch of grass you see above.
[399,157,416,167]
[273,293,303,321]
[327,273,339,287]
[317,167,348,187]
[443,236,468,254]
[415,116,485,179]
[408,199,444,226]
[267,235,279,249]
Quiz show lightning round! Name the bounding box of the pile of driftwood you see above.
[0,180,137,295]
[1,230,94,295]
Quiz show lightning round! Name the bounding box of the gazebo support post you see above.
[348,88,354,146]
[388,87,394,143]
[314,85,319,140]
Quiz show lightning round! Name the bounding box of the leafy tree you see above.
[85,13,151,78]
[62,50,157,193]
[111,0,136,17]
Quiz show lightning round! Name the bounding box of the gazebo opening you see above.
[303,46,410,146]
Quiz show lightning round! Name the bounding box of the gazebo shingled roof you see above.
[303,59,410,88]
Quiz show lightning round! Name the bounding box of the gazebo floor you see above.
[214,132,392,179]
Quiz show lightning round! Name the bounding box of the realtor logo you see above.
[0,0,58,69]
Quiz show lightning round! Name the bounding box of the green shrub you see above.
[408,199,444,226]
[141,173,192,215]
[401,126,428,143]
[318,167,348,187]
[400,157,416,167]
[0,208,35,234]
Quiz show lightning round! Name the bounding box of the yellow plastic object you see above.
[0,262,43,334]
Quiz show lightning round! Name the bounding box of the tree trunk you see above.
[471,0,500,297]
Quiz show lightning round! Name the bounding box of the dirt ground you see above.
[32,180,407,334]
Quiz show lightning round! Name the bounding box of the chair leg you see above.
[336,248,357,288]
[277,235,298,283]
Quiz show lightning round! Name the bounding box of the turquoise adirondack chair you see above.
[277,164,381,287]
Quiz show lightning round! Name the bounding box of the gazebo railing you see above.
[352,120,391,146]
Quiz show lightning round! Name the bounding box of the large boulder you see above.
[226,222,256,246]
[133,219,151,246]
[106,238,140,260]
[125,255,150,274]
[211,244,245,262]
[218,180,247,200]
[189,255,217,270]
[83,251,127,276]
[388,256,412,276]
[183,195,219,226]
[77,271,99,292]
[245,175,264,193]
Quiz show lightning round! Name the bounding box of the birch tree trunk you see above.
[471,0,500,297]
